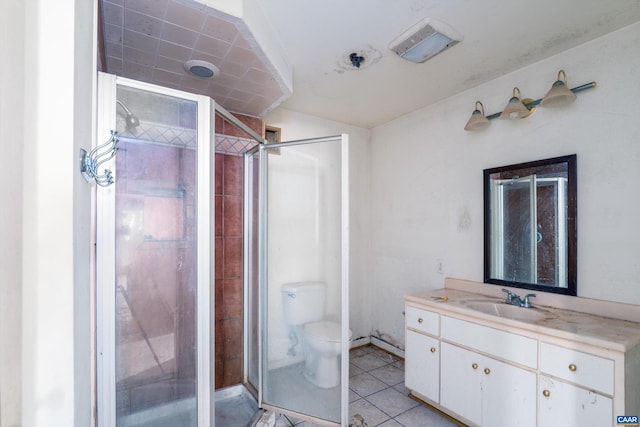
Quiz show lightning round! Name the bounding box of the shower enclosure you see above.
[245,136,350,426]
[96,72,350,426]
[96,73,213,426]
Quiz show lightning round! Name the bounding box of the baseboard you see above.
[350,336,371,349]
[370,336,405,359]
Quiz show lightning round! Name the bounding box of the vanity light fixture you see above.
[463,70,596,131]
[464,101,490,131]
[501,87,535,119]
[541,70,577,107]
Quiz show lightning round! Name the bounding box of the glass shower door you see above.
[246,136,350,426]
[96,73,213,427]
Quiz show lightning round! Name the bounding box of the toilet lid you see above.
[304,321,352,343]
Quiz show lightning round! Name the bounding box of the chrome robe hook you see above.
[80,130,119,187]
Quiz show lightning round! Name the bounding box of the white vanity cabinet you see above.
[404,287,640,427]
[405,330,440,403]
[538,342,614,426]
[538,374,612,426]
[440,342,536,427]
[439,337,536,427]
[440,342,482,424]
[405,306,440,403]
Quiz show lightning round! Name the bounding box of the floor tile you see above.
[253,345,459,427]
[350,346,373,358]
[349,372,388,397]
[349,398,391,426]
[369,364,404,386]
[368,347,401,364]
[349,362,364,378]
[350,353,389,371]
[394,404,459,427]
[297,421,328,427]
[365,387,419,418]
[393,382,411,396]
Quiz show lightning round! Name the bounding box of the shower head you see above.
[116,100,140,128]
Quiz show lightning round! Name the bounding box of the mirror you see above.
[484,155,577,295]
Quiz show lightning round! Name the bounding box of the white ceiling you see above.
[101,0,640,128]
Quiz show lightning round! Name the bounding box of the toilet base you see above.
[304,355,340,389]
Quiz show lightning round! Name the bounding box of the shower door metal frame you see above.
[244,135,350,427]
[95,73,214,427]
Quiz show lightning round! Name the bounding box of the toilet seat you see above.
[304,320,352,342]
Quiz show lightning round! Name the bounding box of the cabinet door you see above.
[538,375,612,427]
[405,330,440,403]
[441,342,482,425]
[481,354,536,427]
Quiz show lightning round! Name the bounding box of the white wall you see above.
[0,1,25,425]
[370,22,640,348]
[7,0,96,425]
[264,109,373,343]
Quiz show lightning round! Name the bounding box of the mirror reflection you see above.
[484,155,577,295]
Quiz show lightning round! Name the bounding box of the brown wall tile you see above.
[223,196,242,237]
[222,358,242,388]
[214,237,223,280]
[222,237,242,278]
[223,278,243,319]
[222,155,243,196]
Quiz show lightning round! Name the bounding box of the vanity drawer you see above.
[406,305,439,336]
[540,342,614,395]
[441,316,537,368]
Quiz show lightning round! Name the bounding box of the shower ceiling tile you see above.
[102,1,123,25]
[201,14,238,40]
[160,22,199,47]
[194,34,231,55]
[100,0,291,118]
[126,0,168,18]
[123,9,164,38]
[123,29,160,53]
[164,1,207,30]
[155,55,186,74]
[154,69,184,86]
[105,42,123,60]
[158,40,192,62]
[123,46,156,67]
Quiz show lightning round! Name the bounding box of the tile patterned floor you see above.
[274,345,459,427]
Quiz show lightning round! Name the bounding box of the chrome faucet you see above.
[502,289,536,308]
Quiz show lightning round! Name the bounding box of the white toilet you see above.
[281,282,352,388]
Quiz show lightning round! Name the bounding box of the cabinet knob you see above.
[472,363,478,370]
[484,368,491,375]
[568,363,577,372]
[542,389,551,397]
[430,347,436,353]
[418,318,424,324]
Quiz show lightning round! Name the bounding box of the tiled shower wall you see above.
[214,113,262,389]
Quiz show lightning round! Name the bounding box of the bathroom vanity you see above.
[404,279,640,427]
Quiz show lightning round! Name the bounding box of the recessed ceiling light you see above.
[183,60,219,78]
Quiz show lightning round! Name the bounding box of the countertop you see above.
[406,287,640,352]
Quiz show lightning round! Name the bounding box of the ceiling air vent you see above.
[389,18,463,63]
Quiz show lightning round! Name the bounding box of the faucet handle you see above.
[502,288,515,302]
[522,293,536,308]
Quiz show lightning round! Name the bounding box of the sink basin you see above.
[464,301,551,322]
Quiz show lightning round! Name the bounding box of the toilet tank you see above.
[281,282,326,325]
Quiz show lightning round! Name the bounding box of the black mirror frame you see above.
[483,154,577,296]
